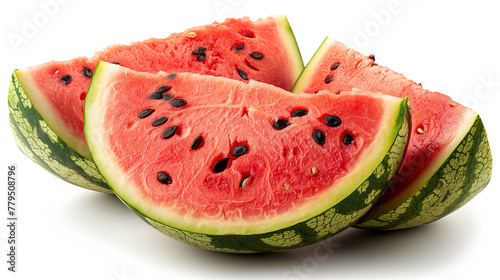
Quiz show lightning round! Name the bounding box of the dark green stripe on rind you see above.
[119,99,411,253]
[355,115,492,230]
[8,73,112,193]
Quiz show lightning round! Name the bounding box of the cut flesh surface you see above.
[15,15,303,160]
[292,37,492,228]
[84,62,410,251]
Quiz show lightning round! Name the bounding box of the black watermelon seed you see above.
[244,35,253,38]
[83,67,92,78]
[313,91,319,94]
[371,63,378,67]
[343,134,354,145]
[325,75,333,84]
[324,115,342,127]
[193,47,207,62]
[155,85,172,94]
[161,126,178,139]
[291,109,309,117]
[330,62,340,70]
[112,62,120,65]
[369,54,376,61]
[60,75,72,85]
[138,109,155,118]
[250,52,264,60]
[272,119,290,130]
[335,91,341,95]
[231,146,248,157]
[237,69,249,80]
[151,116,168,127]
[170,98,187,107]
[148,92,163,100]
[157,172,172,184]
[162,93,174,101]
[234,44,245,51]
[213,158,229,173]
[191,136,203,150]
[312,129,325,145]
[166,73,177,80]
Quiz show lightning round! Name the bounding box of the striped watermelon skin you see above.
[292,37,493,230]
[125,101,409,253]
[8,73,111,193]
[356,115,492,229]
[83,62,411,253]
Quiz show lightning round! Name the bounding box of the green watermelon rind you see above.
[292,37,493,230]
[355,114,492,230]
[85,63,411,253]
[7,15,304,194]
[127,99,410,253]
[7,73,112,193]
[291,37,329,94]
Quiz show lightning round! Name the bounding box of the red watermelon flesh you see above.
[292,38,481,221]
[15,15,303,160]
[84,62,409,237]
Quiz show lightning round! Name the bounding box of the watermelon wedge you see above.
[83,62,410,252]
[8,15,303,193]
[292,37,492,230]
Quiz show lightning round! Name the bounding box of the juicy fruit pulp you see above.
[9,15,303,192]
[84,62,410,252]
[292,37,492,229]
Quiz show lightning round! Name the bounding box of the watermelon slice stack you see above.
[9,15,303,193]
[7,15,492,252]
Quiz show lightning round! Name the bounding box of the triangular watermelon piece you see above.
[84,61,410,252]
[8,16,303,193]
[292,37,492,229]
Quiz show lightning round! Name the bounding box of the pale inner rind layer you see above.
[14,15,303,163]
[356,113,492,229]
[85,62,408,235]
[291,37,330,94]
[138,99,410,252]
[273,15,304,82]
[15,69,92,160]
[359,109,477,221]
[291,37,493,230]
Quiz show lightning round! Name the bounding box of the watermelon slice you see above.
[83,62,410,252]
[292,37,493,230]
[8,16,303,193]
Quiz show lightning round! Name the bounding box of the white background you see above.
[1,1,499,279]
